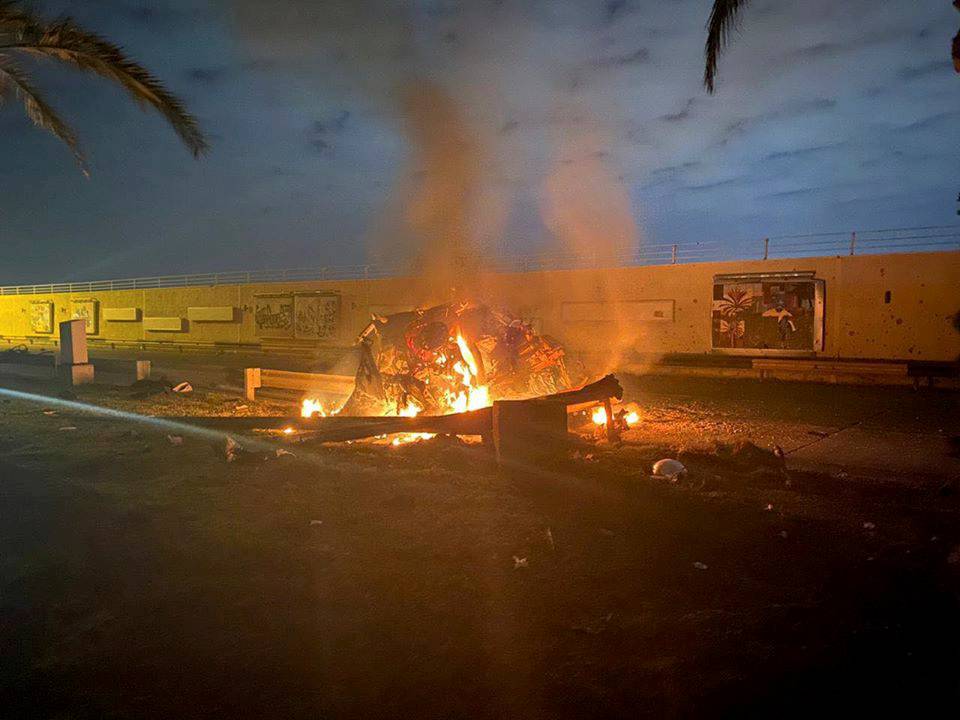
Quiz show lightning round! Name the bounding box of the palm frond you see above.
[0,7,207,157]
[0,54,86,173]
[704,0,751,93]
[0,1,38,35]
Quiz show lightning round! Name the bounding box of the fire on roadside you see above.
[301,398,342,418]
[592,403,640,428]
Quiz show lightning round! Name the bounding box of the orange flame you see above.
[301,399,341,418]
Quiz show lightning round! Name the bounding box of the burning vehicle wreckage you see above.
[289,302,641,454]
[193,302,638,460]
[339,302,572,418]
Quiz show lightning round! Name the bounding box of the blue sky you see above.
[1,0,957,282]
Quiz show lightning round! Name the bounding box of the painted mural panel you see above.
[30,301,54,334]
[254,294,294,339]
[712,279,819,351]
[294,294,339,340]
[71,299,99,335]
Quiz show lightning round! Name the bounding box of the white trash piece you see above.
[171,381,193,393]
[652,458,687,479]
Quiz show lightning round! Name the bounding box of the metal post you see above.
[763,237,769,260]
[671,244,678,264]
[849,231,856,256]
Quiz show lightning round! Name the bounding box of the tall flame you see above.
[455,334,479,377]
[448,333,490,413]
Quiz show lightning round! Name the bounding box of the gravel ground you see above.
[1,372,958,718]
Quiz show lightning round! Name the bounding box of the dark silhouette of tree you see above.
[704,0,960,93]
[0,0,207,174]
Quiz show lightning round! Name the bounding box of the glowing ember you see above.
[282,426,295,435]
[301,398,342,418]
[391,432,435,446]
[389,399,436,444]
[624,410,640,426]
[592,406,607,425]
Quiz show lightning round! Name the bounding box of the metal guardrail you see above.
[1,226,957,296]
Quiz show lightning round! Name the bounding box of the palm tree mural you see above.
[715,286,757,348]
[703,0,960,92]
[0,0,207,174]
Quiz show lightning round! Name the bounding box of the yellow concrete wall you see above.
[1,251,957,361]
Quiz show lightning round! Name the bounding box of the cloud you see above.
[764,142,846,162]
[1,0,956,282]
[660,97,697,123]
[899,60,954,81]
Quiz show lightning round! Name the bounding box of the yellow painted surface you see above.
[0,251,957,361]
[102,307,139,322]
[187,306,235,322]
[142,317,185,332]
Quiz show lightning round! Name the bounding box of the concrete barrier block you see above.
[103,307,140,322]
[58,319,88,365]
[143,317,185,332]
[187,306,235,322]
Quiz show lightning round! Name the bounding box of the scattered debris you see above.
[171,382,193,394]
[545,527,555,551]
[513,556,528,569]
[693,561,708,571]
[166,435,183,446]
[863,521,876,530]
[234,404,248,411]
[276,448,295,458]
[42,409,57,416]
[309,519,323,526]
[765,503,774,511]
[224,436,271,465]
[779,530,789,539]
[652,458,687,480]
[58,426,77,432]
[225,436,241,462]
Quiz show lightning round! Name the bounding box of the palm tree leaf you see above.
[0,1,38,35]
[1,13,208,157]
[0,53,86,173]
[703,0,751,93]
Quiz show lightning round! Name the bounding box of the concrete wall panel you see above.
[1,251,957,361]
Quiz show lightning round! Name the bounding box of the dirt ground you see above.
[1,372,959,718]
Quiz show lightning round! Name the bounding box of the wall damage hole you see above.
[884,290,891,304]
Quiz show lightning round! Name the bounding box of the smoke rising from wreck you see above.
[226,0,645,362]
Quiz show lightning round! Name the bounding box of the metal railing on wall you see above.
[1,225,957,297]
